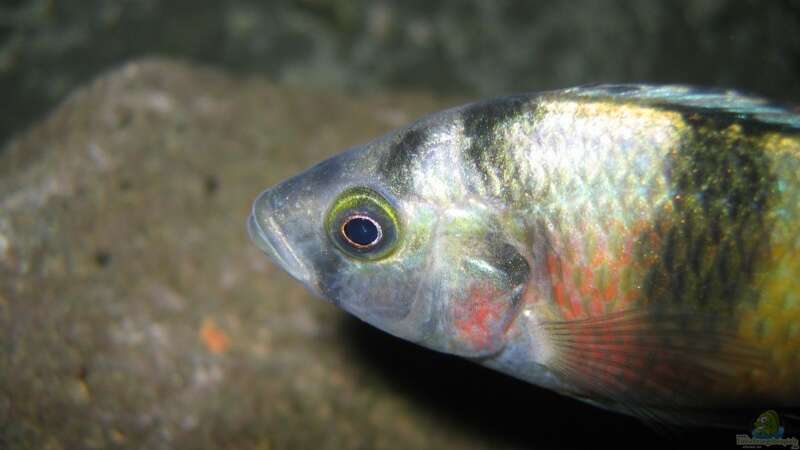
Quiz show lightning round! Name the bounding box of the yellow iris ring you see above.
[325,186,400,260]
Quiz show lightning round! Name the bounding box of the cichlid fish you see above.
[248,85,800,426]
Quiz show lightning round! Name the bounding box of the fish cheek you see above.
[315,251,415,323]
[442,240,530,358]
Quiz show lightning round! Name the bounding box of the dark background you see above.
[1,0,799,147]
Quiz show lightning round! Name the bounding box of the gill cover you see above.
[428,208,530,357]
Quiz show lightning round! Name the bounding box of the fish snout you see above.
[248,189,316,291]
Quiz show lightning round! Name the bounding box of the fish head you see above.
[249,114,530,358]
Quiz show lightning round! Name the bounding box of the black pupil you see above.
[343,217,379,246]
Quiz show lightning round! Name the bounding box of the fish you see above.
[247,84,800,427]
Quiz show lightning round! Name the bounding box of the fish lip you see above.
[247,196,316,291]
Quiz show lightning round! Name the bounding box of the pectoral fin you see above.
[540,307,766,424]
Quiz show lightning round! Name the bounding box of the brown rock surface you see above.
[1,59,687,449]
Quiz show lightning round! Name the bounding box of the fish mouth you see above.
[247,200,316,291]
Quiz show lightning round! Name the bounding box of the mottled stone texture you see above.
[2,1,799,147]
[0,60,729,449]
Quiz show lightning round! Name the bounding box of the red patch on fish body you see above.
[544,219,658,321]
[451,283,509,354]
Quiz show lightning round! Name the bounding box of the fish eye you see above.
[341,215,382,248]
[326,187,399,260]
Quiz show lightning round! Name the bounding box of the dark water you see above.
[343,317,767,449]
[1,0,799,146]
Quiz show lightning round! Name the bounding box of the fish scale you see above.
[249,84,800,426]
[509,97,799,407]
[738,134,800,399]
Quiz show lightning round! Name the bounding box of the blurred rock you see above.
[0,59,448,450]
[0,59,728,450]
[2,1,799,147]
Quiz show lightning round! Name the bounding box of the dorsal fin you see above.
[563,84,800,129]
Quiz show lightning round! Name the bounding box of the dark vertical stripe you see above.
[639,112,777,311]
[378,127,429,195]
[461,95,531,201]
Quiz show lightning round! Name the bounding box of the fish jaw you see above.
[248,188,318,295]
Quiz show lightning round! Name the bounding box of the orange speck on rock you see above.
[201,318,230,354]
